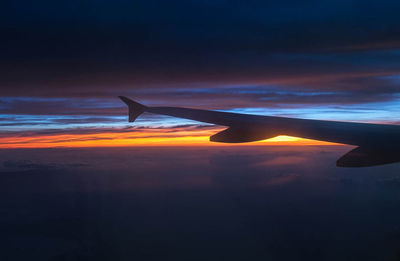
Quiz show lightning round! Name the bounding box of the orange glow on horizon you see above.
[0,128,342,148]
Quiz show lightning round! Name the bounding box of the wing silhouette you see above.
[119,96,400,167]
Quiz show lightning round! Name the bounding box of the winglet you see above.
[118,96,147,122]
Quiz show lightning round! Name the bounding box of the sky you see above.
[2,3,400,260]
[1,0,400,147]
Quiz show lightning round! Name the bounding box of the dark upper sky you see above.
[2,0,400,95]
[0,0,400,144]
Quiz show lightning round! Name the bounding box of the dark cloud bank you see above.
[1,146,400,260]
[1,0,400,99]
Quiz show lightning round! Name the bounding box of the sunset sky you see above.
[3,2,400,260]
[1,0,400,147]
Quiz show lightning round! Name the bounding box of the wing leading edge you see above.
[119,96,400,167]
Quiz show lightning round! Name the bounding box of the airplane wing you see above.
[119,96,400,167]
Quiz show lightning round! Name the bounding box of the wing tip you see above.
[118,96,147,122]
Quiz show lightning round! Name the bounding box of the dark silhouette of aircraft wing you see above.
[119,96,400,167]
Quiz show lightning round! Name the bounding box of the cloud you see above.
[1,146,400,260]
[256,156,307,166]
[1,73,399,115]
[2,159,87,170]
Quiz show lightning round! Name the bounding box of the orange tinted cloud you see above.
[0,127,341,148]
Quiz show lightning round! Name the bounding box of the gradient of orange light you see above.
[0,128,342,148]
